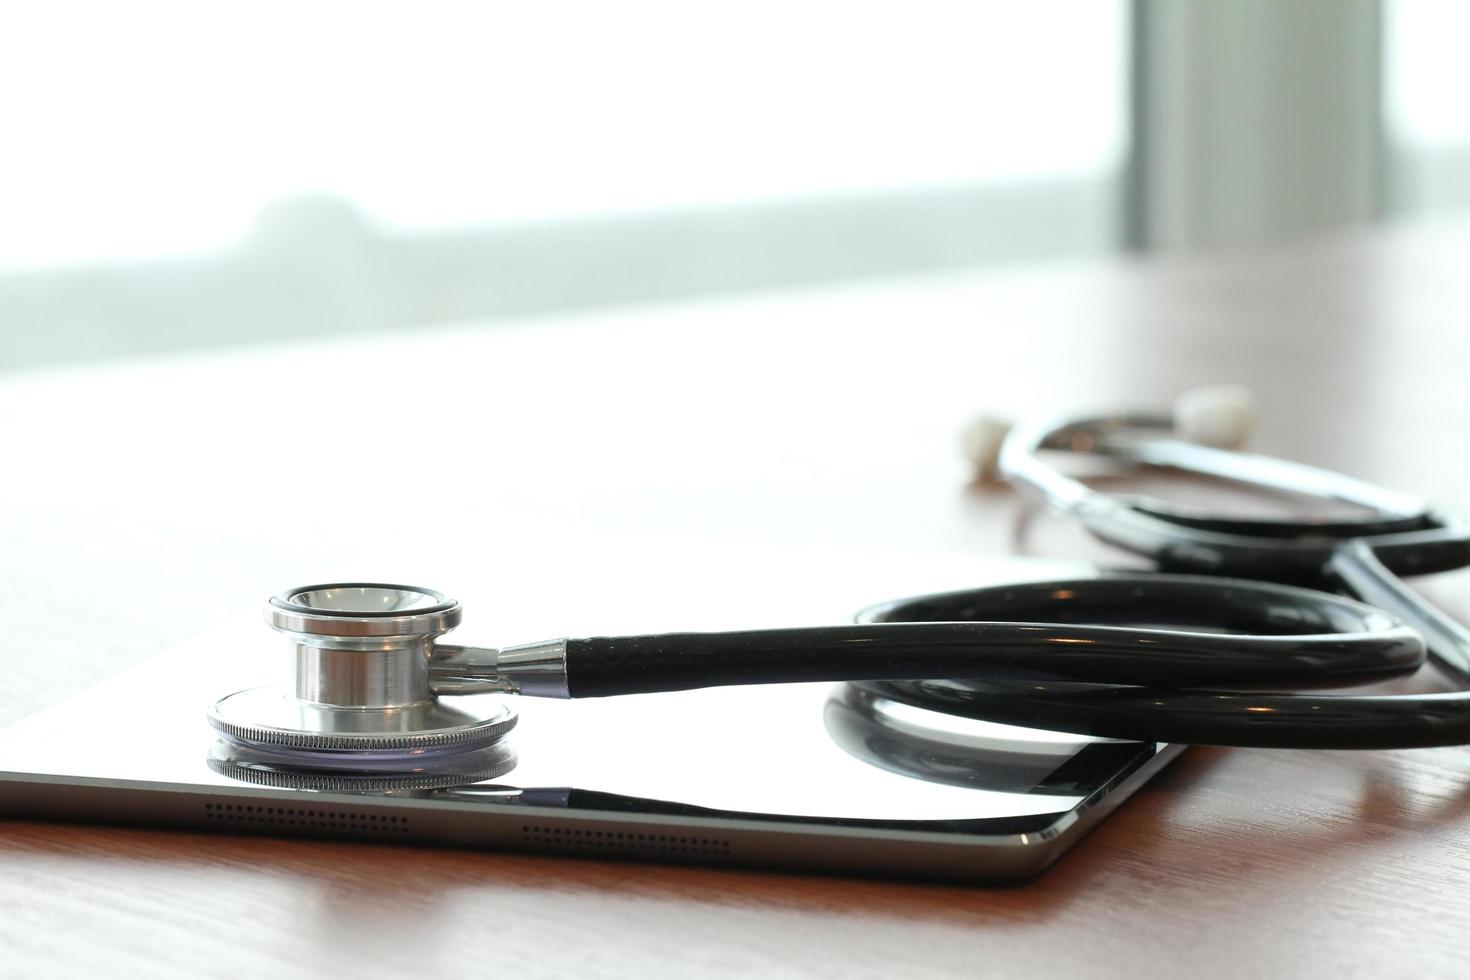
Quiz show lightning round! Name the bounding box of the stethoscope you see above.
[208,386,1470,776]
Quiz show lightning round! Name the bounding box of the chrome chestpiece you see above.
[209,584,523,770]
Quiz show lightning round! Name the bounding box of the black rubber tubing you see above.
[563,576,1423,699]
[851,558,1470,749]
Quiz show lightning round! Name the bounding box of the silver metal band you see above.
[495,639,571,699]
[428,640,570,699]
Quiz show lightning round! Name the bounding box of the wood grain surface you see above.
[6,225,1470,978]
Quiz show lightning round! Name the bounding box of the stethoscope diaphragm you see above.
[207,740,518,792]
[208,686,518,759]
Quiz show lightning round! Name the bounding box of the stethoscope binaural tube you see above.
[998,411,1470,581]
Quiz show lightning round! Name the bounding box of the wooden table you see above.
[5,225,1470,977]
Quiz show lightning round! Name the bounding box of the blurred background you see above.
[1,0,1466,371]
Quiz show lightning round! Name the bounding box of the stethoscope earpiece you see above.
[1172,384,1255,450]
[958,384,1257,482]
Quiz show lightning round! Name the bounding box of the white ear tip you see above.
[958,415,1014,480]
[1174,384,1256,449]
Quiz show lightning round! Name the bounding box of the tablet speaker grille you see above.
[521,824,732,858]
[203,802,409,834]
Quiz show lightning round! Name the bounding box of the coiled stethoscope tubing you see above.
[860,390,1470,749]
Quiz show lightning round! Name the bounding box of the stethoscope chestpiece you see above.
[208,584,518,770]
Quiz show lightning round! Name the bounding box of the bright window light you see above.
[0,1,1124,266]
[1386,1,1470,146]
